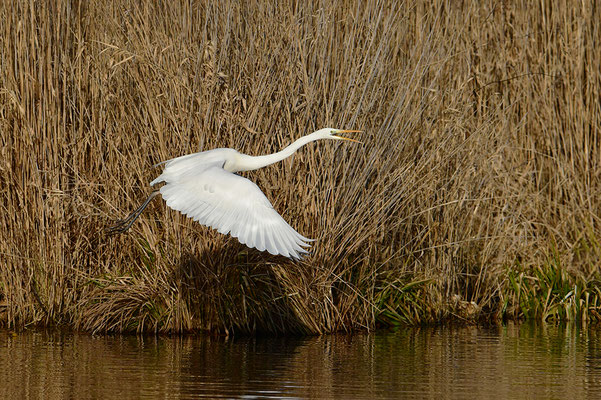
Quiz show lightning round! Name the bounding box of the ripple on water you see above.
[1,324,601,399]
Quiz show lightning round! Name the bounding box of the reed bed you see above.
[1,0,600,333]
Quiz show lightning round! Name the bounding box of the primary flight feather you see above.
[108,128,361,259]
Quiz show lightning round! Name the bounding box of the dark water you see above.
[1,323,601,399]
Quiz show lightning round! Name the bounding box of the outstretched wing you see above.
[155,163,312,259]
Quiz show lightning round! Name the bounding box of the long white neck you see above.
[234,134,321,172]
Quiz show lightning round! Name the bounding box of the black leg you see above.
[106,190,160,234]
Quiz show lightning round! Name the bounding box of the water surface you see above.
[1,323,600,399]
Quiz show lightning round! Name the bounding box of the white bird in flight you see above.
[108,128,361,259]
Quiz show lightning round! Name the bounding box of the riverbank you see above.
[1,1,600,333]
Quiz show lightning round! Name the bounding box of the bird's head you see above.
[313,128,363,143]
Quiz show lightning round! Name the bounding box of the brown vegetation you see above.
[1,1,600,333]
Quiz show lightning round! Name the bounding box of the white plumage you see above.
[108,128,361,259]
[151,154,312,259]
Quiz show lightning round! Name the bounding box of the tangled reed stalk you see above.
[1,1,599,333]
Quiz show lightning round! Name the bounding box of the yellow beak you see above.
[332,130,363,144]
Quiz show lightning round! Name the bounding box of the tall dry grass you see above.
[1,0,600,333]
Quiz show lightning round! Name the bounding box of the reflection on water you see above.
[1,323,601,399]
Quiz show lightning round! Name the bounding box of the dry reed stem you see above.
[1,1,599,333]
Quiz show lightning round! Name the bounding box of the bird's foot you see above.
[105,215,136,235]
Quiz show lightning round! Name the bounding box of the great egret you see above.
[108,128,361,259]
